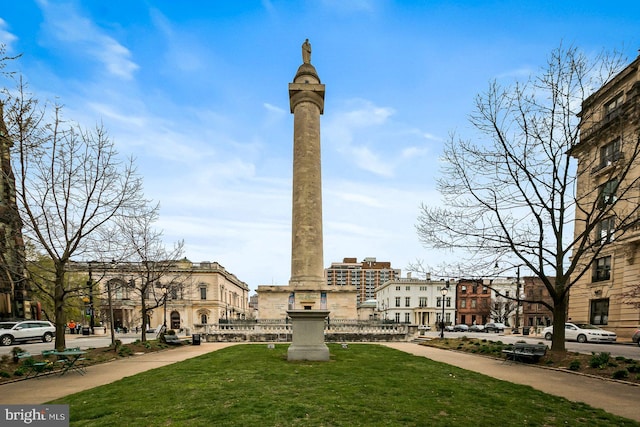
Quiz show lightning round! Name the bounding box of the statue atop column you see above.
[302,39,311,64]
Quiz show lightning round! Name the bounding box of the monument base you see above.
[287,309,330,361]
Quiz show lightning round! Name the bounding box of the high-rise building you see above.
[0,103,29,320]
[326,257,400,304]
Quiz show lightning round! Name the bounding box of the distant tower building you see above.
[326,257,400,303]
[0,103,29,320]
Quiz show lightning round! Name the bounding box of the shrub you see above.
[568,360,581,371]
[626,364,640,373]
[13,368,25,376]
[612,369,629,380]
[589,352,610,369]
[0,371,10,378]
[615,356,626,361]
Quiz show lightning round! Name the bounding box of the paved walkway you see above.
[383,342,640,423]
[0,342,638,423]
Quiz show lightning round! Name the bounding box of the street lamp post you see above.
[514,266,521,334]
[87,261,95,334]
[440,287,448,339]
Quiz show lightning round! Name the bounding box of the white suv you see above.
[0,320,56,346]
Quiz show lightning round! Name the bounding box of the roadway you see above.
[0,332,148,356]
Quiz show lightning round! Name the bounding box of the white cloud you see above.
[0,18,18,51]
[36,0,139,80]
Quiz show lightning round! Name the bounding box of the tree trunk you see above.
[53,265,66,351]
[550,292,568,352]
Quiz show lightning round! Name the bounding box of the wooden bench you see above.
[163,334,182,345]
[502,343,547,363]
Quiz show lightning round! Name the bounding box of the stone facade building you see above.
[376,276,455,328]
[569,54,640,339]
[74,260,249,332]
[0,103,29,320]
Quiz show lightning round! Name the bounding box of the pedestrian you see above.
[68,320,76,334]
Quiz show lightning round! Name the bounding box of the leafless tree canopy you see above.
[416,46,634,351]
[1,79,146,349]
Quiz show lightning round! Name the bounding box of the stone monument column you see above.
[288,40,326,291]
[287,40,330,361]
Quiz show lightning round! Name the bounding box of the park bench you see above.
[502,343,547,363]
[163,334,182,345]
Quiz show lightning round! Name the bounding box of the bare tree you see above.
[2,80,145,350]
[109,203,187,342]
[490,297,516,325]
[415,46,636,351]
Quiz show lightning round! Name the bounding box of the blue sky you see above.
[1,1,639,292]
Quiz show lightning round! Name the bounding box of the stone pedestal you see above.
[287,309,330,361]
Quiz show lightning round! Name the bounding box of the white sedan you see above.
[542,323,617,343]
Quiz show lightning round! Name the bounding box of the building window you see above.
[419,297,427,307]
[604,95,623,118]
[482,286,488,294]
[404,313,410,323]
[593,256,611,282]
[436,297,442,307]
[406,286,411,291]
[395,297,401,307]
[471,299,477,308]
[446,297,451,308]
[597,217,615,244]
[461,286,467,294]
[599,138,621,169]
[405,297,411,307]
[395,313,400,323]
[590,299,609,325]
[395,286,401,291]
[460,299,466,308]
[472,285,478,294]
[598,178,618,208]
[200,314,208,324]
[460,314,466,324]
[200,287,207,300]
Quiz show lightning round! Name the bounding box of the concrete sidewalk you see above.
[1,341,638,423]
[383,342,640,423]
[0,343,238,404]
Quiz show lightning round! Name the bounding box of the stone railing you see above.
[191,321,411,342]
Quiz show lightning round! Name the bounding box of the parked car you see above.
[453,324,469,332]
[542,323,617,343]
[484,322,506,333]
[417,325,431,331]
[0,320,55,346]
[444,325,455,332]
[469,324,485,332]
[631,328,640,347]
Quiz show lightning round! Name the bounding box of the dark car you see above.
[453,324,469,332]
[632,328,640,347]
[469,324,485,332]
[484,322,506,333]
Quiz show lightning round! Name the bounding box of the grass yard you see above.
[52,343,638,427]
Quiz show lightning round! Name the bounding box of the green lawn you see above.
[53,344,638,426]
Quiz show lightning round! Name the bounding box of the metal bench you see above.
[502,343,547,363]
[163,334,182,345]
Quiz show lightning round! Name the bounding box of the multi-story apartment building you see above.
[569,54,640,339]
[326,257,400,304]
[456,279,491,326]
[73,260,250,332]
[485,277,518,327]
[522,276,554,328]
[376,275,455,328]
